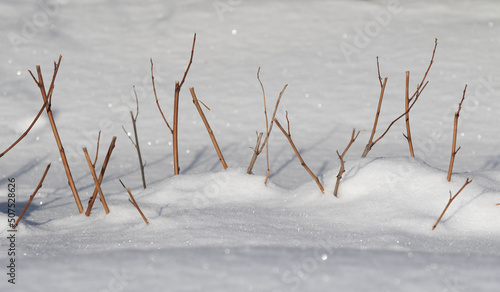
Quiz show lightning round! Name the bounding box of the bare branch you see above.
[334,129,360,197]
[30,56,83,213]
[0,101,47,158]
[83,147,110,214]
[404,71,415,157]
[119,178,149,225]
[93,131,101,166]
[432,178,472,230]
[247,131,264,174]
[179,33,197,89]
[447,85,467,182]
[86,136,117,216]
[151,58,173,133]
[274,116,324,193]
[13,163,51,229]
[189,87,228,170]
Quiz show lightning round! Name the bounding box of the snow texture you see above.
[1,0,500,291]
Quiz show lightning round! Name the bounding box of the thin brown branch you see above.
[151,58,173,133]
[404,71,415,157]
[86,136,117,216]
[189,87,228,169]
[256,67,271,184]
[131,110,146,189]
[361,77,388,157]
[173,80,181,175]
[410,38,438,103]
[258,83,288,154]
[93,131,101,166]
[432,178,472,230]
[12,163,51,229]
[29,56,83,213]
[119,178,149,225]
[83,147,110,214]
[0,101,47,158]
[172,33,196,176]
[274,116,324,193]
[447,85,467,182]
[179,33,196,88]
[334,129,360,197]
[247,131,264,174]
[376,56,383,88]
[199,99,211,111]
[123,87,147,189]
[133,85,139,120]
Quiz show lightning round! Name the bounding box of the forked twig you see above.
[28,55,83,213]
[119,178,149,225]
[122,86,146,189]
[86,136,117,216]
[274,114,324,193]
[432,178,472,230]
[251,67,288,181]
[0,101,47,158]
[247,131,263,174]
[334,129,360,197]
[12,163,51,229]
[189,87,228,169]
[361,39,437,158]
[447,85,467,182]
[152,33,196,175]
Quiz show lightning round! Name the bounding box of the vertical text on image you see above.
[6,177,17,285]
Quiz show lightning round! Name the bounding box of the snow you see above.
[1,0,500,291]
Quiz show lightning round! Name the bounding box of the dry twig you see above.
[83,146,110,214]
[247,132,264,174]
[249,67,288,180]
[361,39,437,158]
[119,178,149,225]
[12,163,51,229]
[403,71,415,157]
[86,136,117,216]
[447,85,467,182]
[189,87,228,169]
[274,113,324,193]
[0,101,47,158]
[151,33,196,175]
[122,86,146,189]
[334,129,360,197]
[432,178,472,230]
[28,55,83,213]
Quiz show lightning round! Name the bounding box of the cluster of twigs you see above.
[247,68,288,184]
[3,37,491,232]
[361,38,437,158]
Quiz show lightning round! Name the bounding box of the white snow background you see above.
[1,0,500,291]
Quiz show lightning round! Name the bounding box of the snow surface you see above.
[1,0,500,291]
